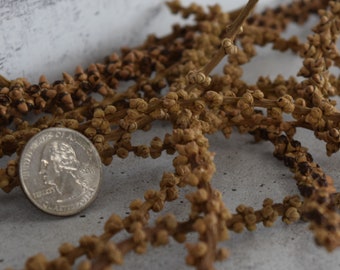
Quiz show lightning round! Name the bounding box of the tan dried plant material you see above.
[1,0,340,269]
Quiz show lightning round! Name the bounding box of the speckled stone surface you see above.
[1,1,340,269]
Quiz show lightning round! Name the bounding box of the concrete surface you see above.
[1,0,340,269]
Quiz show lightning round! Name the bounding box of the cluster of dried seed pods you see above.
[1,0,340,269]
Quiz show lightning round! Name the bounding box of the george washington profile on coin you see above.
[19,127,102,216]
[39,140,89,202]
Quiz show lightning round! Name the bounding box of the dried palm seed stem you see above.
[1,0,340,269]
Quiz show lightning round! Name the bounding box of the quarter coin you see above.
[19,127,102,216]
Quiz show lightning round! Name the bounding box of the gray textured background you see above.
[1,0,340,269]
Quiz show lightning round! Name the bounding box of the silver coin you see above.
[19,127,102,216]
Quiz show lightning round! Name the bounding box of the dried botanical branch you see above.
[1,0,340,269]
